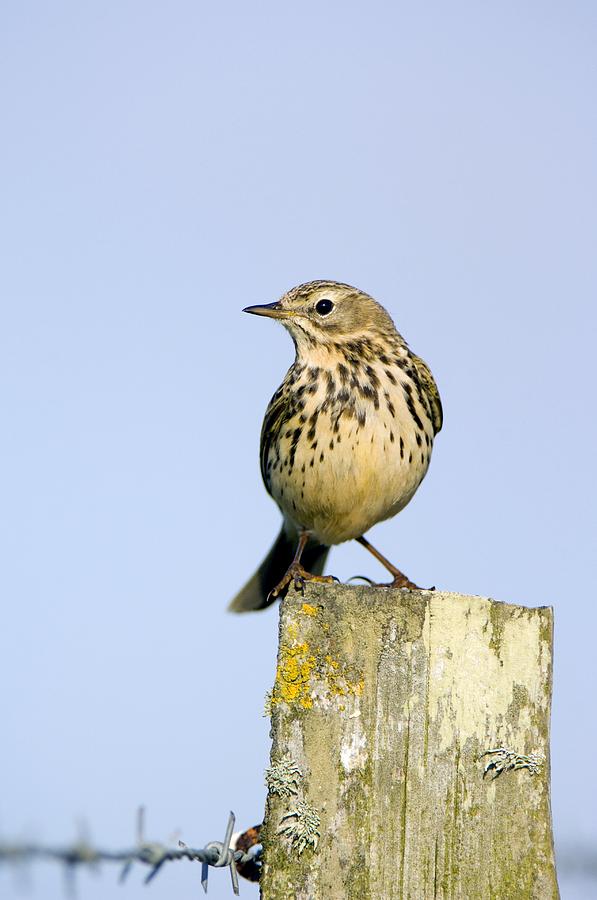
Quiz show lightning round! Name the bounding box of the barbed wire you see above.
[0,808,262,895]
[2,808,594,893]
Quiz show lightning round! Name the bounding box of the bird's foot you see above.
[374,572,434,591]
[355,537,434,592]
[269,563,337,600]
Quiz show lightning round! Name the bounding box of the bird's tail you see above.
[228,527,329,613]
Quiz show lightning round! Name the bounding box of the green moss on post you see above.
[261,584,558,899]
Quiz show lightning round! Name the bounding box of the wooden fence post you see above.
[260,583,558,899]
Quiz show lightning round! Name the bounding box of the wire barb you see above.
[201,812,240,895]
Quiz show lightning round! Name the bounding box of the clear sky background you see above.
[1,3,595,898]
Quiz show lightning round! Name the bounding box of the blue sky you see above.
[1,3,595,897]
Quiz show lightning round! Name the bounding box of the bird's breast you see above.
[262,357,435,545]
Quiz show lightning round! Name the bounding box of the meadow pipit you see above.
[229,280,442,612]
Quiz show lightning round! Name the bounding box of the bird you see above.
[229,280,442,612]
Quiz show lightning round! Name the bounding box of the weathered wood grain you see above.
[261,584,558,899]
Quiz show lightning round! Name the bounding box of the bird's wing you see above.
[410,353,443,434]
[259,386,291,490]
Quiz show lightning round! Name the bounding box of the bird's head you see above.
[243,280,398,355]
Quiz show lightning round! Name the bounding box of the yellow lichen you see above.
[273,639,316,708]
[271,618,364,710]
[301,603,318,617]
[323,653,363,697]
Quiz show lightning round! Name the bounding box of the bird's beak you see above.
[242,302,294,319]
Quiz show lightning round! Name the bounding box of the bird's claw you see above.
[374,574,425,590]
[270,563,336,600]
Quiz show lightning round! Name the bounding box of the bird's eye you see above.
[315,298,334,316]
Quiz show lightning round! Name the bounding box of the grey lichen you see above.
[265,753,302,798]
[482,746,545,779]
[277,798,321,854]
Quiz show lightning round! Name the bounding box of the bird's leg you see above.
[269,532,336,599]
[356,535,427,590]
